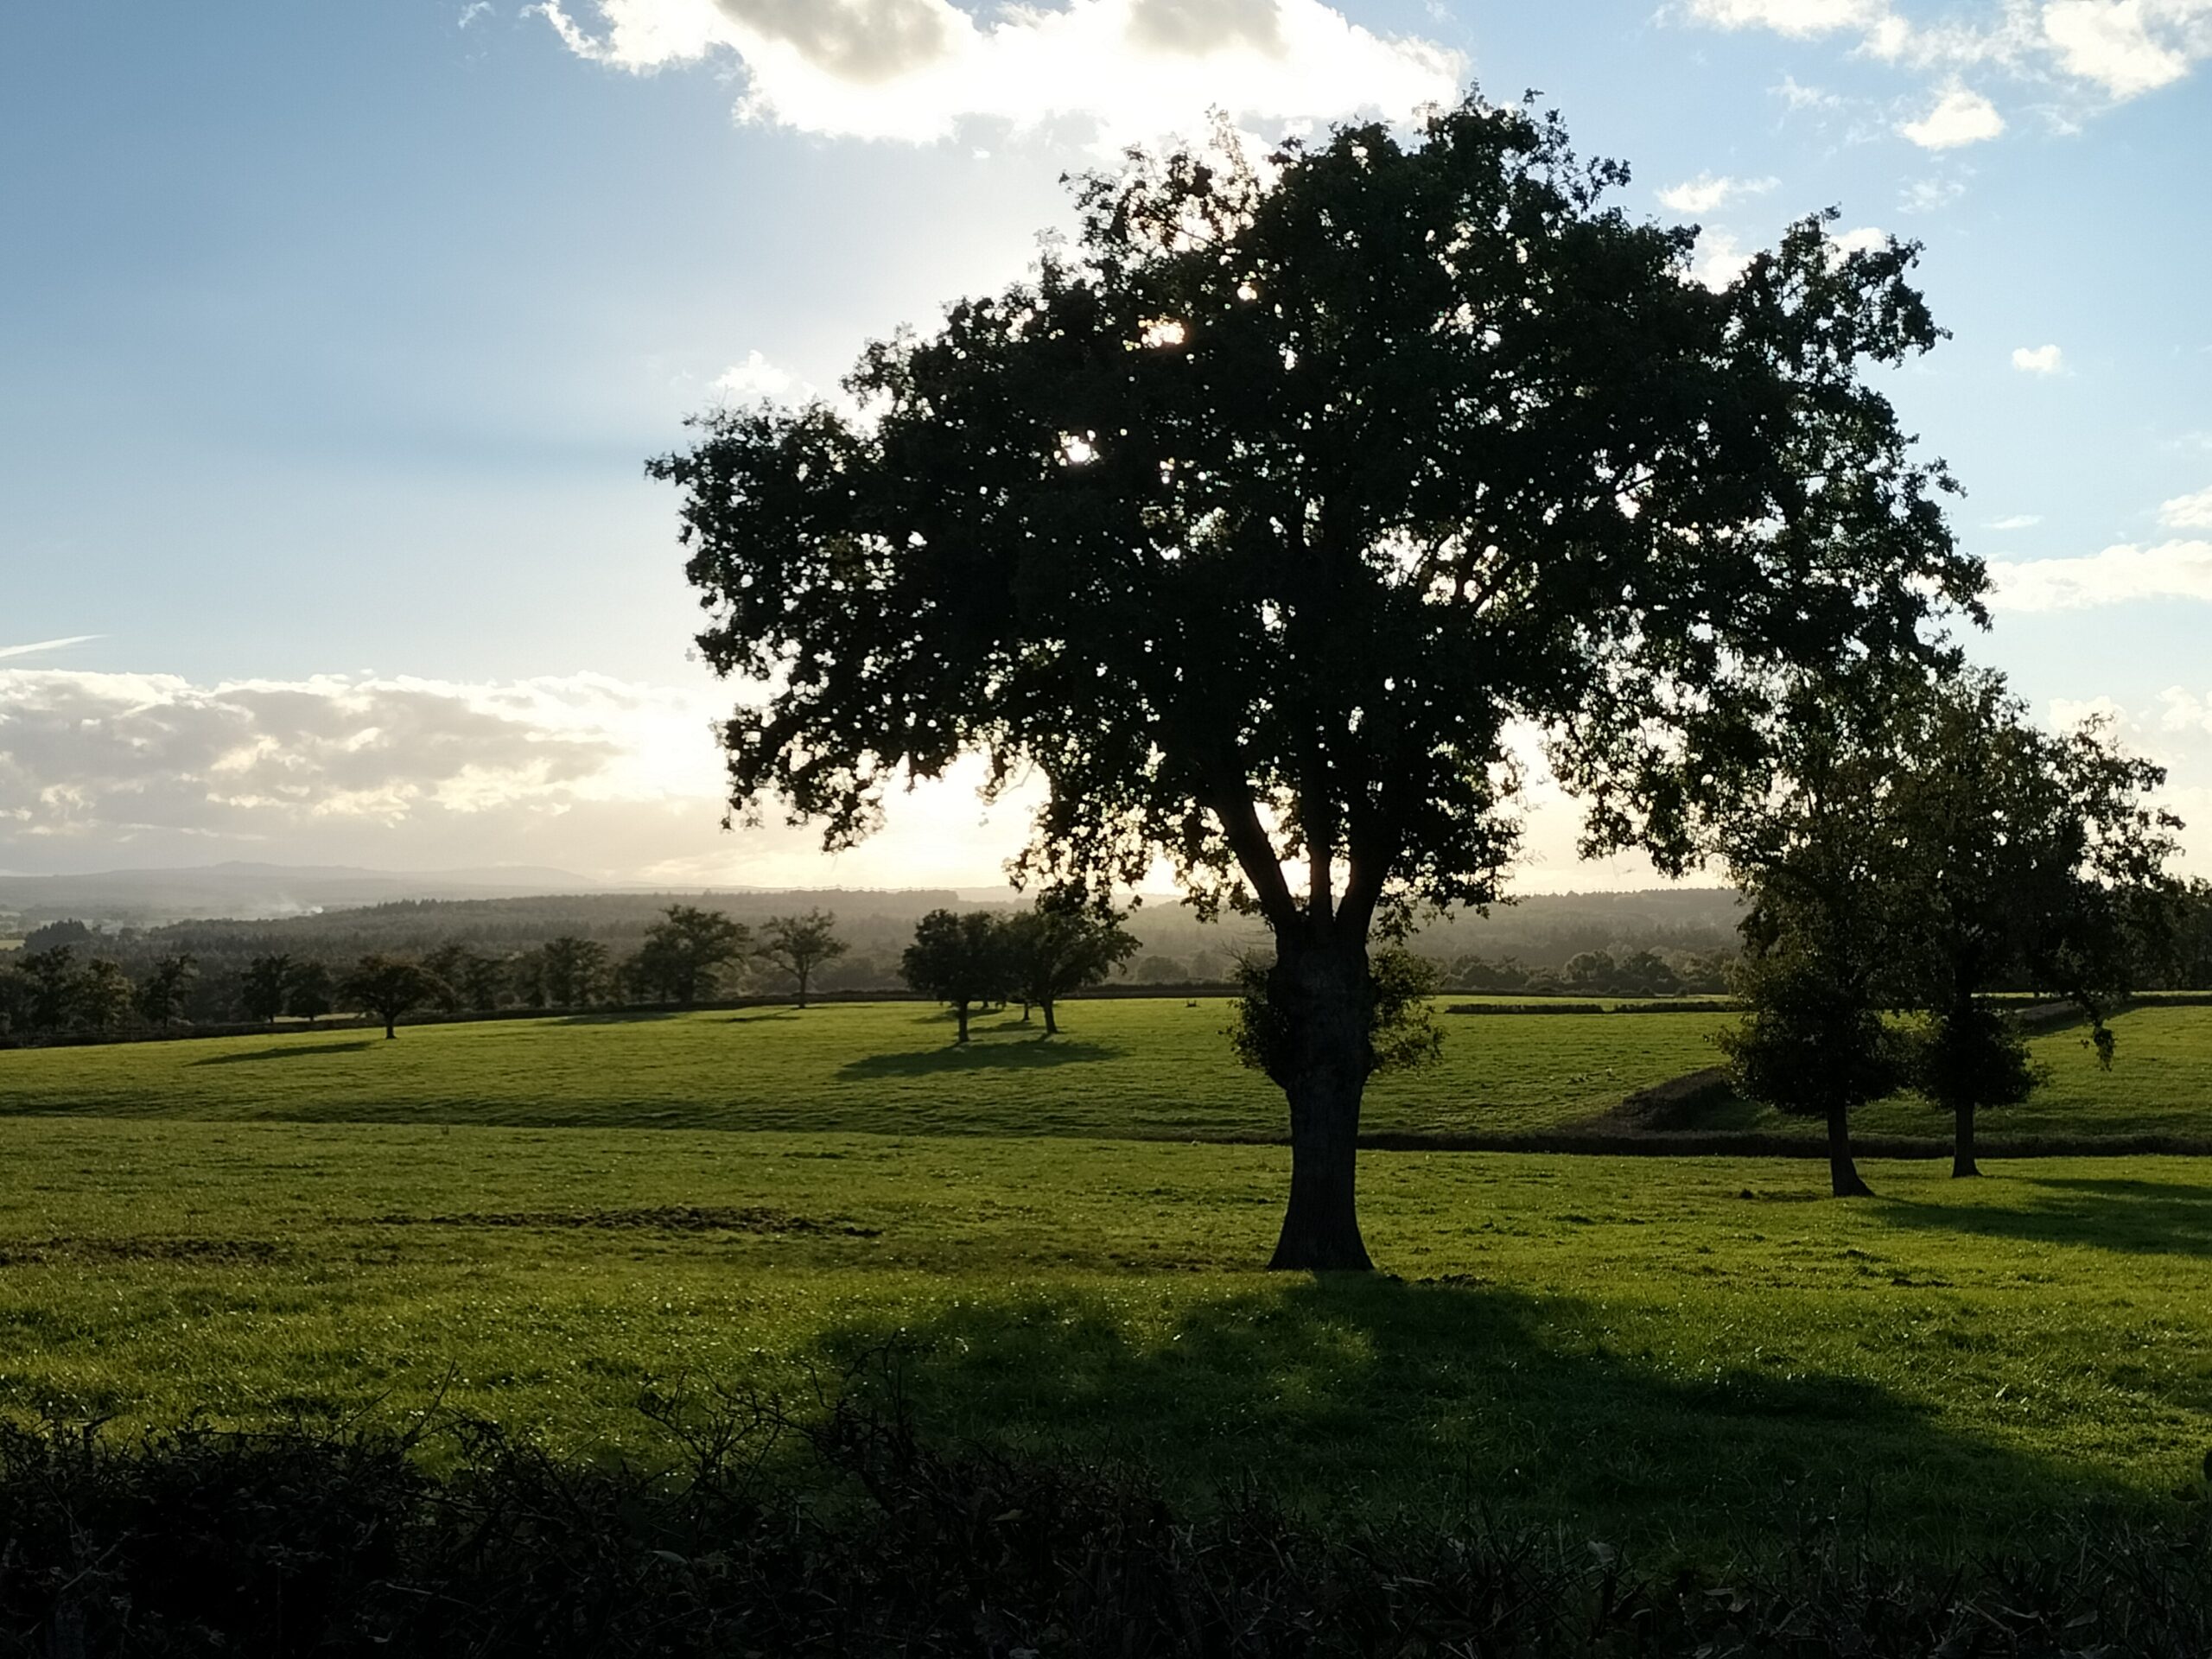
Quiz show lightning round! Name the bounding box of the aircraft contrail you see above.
[0,634,101,661]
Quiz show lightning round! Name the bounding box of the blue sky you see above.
[3,0,2209,887]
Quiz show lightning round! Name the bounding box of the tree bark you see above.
[1041,997,1058,1037]
[1267,941,1374,1272]
[384,1016,397,1040]
[1952,1103,1980,1178]
[954,1002,970,1044]
[1827,1103,1872,1197]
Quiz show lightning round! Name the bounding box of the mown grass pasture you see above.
[4,999,2212,1563]
[4,996,2207,1145]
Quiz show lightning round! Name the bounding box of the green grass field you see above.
[3,996,2206,1144]
[4,1000,2211,1563]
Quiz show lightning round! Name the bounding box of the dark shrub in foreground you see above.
[1,1400,2207,1656]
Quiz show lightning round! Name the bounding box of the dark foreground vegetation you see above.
[5,1389,2209,1658]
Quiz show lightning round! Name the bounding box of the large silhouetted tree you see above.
[658,97,1980,1268]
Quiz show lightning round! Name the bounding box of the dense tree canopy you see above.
[659,96,1982,1268]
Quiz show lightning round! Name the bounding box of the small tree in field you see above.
[1717,947,1909,1196]
[1878,674,2176,1174]
[75,960,137,1034]
[1002,899,1137,1034]
[760,911,849,1008]
[240,954,292,1027]
[287,960,334,1026]
[1725,665,2180,1180]
[1716,670,1923,1197]
[137,953,197,1028]
[340,955,451,1040]
[542,936,609,1007]
[900,910,1009,1043]
[628,905,750,1004]
[659,97,1980,1268]
[15,947,81,1033]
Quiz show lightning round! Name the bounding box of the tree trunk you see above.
[796,973,809,1010]
[1267,941,1374,1272]
[954,1002,970,1044]
[384,1016,397,1040]
[1041,997,1058,1037]
[1952,1103,1980,1178]
[1827,1103,1872,1197]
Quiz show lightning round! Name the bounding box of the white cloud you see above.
[459,2,494,26]
[1656,172,1777,213]
[1827,224,1888,257]
[2042,0,2197,96]
[1688,230,1754,291]
[2012,342,2065,373]
[2159,486,2212,529]
[533,0,1465,144]
[1986,539,2212,609]
[1985,513,2042,529]
[1900,81,2005,146]
[711,350,799,401]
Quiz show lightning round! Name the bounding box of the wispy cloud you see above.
[1684,0,2212,138]
[0,635,101,662]
[1985,513,2041,531]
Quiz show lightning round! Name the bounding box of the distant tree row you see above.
[0,906,854,1042]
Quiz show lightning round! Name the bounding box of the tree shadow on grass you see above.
[838,1040,1120,1080]
[808,1274,2149,1560]
[1869,1171,2212,1259]
[544,1010,690,1027]
[190,1041,377,1066]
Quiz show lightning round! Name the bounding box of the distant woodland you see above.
[0,886,1751,1030]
